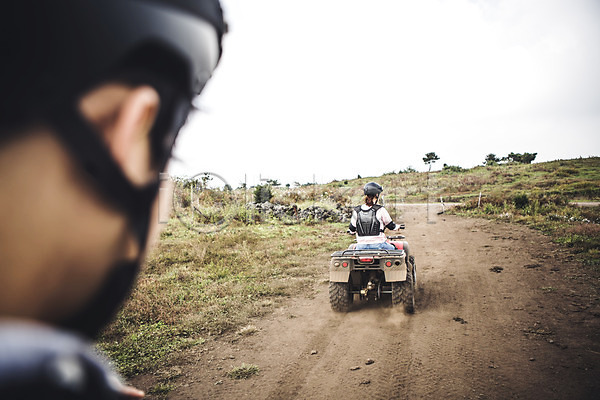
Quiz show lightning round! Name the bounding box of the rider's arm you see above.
[378,207,397,231]
[348,210,357,233]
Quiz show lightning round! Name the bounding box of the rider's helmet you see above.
[363,182,383,196]
[0,0,226,337]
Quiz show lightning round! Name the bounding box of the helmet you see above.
[2,0,226,127]
[363,182,383,196]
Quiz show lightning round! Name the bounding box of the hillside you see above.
[303,156,600,205]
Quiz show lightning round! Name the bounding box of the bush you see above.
[253,185,273,203]
[442,164,465,173]
[513,193,529,209]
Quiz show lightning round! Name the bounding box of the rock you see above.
[365,358,374,365]
[350,366,361,371]
[360,380,371,385]
[310,350,318,355]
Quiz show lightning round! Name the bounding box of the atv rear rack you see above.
[331,249,405,257]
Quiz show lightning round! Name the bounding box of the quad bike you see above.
[329,226,416,313]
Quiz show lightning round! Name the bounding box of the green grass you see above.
[148,382,176,398]
[98,321,201,377]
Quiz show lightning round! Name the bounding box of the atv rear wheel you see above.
[392,261,415,313]
[329,281,352,312]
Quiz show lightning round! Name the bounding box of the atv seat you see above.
[348,241,409,254]
[388,240,410,255]
[389,241,403,250]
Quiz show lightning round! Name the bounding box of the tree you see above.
[253,184,273,203]
[423,152,440,171]
[422,152,439,224]
[484,153,500,166]
[506,152,537,164]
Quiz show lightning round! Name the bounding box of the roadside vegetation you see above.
[442,158,600,266]
[97,156,599,389]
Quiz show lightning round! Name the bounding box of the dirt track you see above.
[135,205,600,399]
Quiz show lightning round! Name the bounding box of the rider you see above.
[0,1,225,398]
[348,182,402,250]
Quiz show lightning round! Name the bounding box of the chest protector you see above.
[355,205,382,236]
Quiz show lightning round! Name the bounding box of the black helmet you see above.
[2,0,226,127]
[364,182,383,196]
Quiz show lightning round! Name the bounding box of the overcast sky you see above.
[169,0,600,187]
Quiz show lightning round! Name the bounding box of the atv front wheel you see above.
[392,263,415,313]
[329,281,352,312]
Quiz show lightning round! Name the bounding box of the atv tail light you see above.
[385,261,392,267]
[334,262,340,267]
[342,261,349,268]
[359,257,374,263]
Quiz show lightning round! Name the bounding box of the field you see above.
[97,157,600,398]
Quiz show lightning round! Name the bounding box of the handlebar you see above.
[387,235,406,240]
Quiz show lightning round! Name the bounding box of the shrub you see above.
[253,185,273,203]
[442,164,465,173]
[513,193,529,209]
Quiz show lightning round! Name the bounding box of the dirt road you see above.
[135,206,600,399]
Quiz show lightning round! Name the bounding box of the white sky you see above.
[169,0,600,187]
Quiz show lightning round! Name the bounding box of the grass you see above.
[98,321,201,377]
[98,219,350,378]
[148,383,176,398]
[227,363,260,379]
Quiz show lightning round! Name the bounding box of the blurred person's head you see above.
[0,0,226,338]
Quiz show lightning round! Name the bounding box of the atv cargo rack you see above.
[330,249,405,257]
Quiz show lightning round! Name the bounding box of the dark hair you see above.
[364,194,378,206]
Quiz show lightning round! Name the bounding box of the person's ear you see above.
[79,84,160,185]
[107,86,160,185]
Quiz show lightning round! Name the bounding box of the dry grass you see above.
[227,363,260,379]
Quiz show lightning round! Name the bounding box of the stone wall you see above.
[246,202,352,223]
